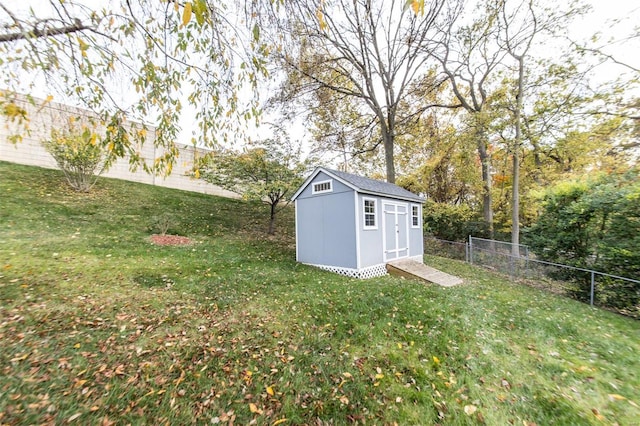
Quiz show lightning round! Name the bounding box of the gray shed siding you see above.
[295,173,357,269]
[356,194,384,267]
[408,203,424,258]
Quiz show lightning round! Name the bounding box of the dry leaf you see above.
[67,412,82,422]
[464,405,477,415]
[591,408,605,421]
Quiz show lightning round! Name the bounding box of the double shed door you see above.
[382,201,409,262]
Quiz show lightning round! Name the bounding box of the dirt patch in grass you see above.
[150,234,193,246]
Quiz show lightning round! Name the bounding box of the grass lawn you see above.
[1,161,639,425]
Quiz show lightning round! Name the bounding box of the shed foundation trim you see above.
[304,263,388,279]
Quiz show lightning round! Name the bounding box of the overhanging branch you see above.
[0,19,93,43]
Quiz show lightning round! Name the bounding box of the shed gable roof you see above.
[292,167,425,202]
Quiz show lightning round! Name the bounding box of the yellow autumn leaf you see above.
[249,402,263,414]
[77,37,88,57]
[411,0,424,15]
[272,419,287,426]
[342,372,353,379]
[316,8,326,31]
[433,355,440,365]
[375,373,384,379]
[45,94,53,103]
[182,2,193,27]
[10,353,29,362]
[266,385,274,396]
[608,394,626,401]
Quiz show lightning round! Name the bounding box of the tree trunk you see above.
[475,125,494,239]
[512,55,524,257]
[268,202,277,235]
[382,126,396,184]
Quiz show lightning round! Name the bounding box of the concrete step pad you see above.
[386,259,463,287]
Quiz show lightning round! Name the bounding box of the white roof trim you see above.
[292,166,424,203]
[291,167,359,201]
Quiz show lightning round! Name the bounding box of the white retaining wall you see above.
[0,94,237,198]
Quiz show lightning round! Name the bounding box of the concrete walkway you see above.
[386,259,463,287]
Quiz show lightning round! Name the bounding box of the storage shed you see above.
[291,167,425,279]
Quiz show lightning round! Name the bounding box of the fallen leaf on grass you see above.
[592,408,605,421]
[249,403,263,414]
[67,412,82,422]
[266,386,275,396]
[100,416,115,426]
[464,405,477,415]
[608,394,626,401]
[10,353,29,362]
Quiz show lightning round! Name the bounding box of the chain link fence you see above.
[424,237,468,261]
[424,236,640,318]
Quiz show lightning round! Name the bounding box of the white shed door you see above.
[383,202,409,262]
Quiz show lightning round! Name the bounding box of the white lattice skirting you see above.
[308,263,389,279]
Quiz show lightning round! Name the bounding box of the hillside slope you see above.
[1,161,638,425]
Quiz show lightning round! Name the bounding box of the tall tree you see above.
[265,0,457,183]
[496,0,590,253]
[0,1,268,173]
[429,0,507,237]
[500,0,536,253]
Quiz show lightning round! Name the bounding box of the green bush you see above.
[524,170,640,309]
[42,120,112,192]
[422,200,488,241]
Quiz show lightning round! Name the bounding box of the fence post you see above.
[468,235,473,264]
[590,271,595,306]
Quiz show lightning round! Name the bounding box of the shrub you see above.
[524,170,640,309]
[42,120,112,192]
[422,200,488,241]
[150,213,173,235]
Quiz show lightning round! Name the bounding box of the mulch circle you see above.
[150,234,193,246]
